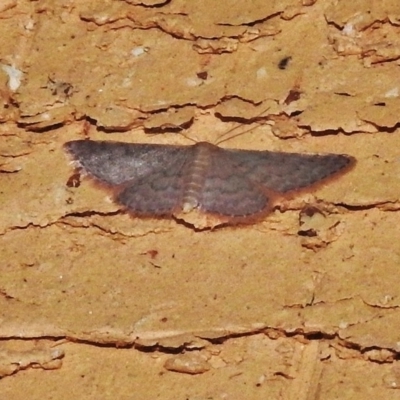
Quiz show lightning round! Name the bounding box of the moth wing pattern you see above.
[65,140,189,186]
[198,147,273,217]
[225,149,355,193]
[65,140,192,215]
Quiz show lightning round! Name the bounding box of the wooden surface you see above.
[1,0,400,398]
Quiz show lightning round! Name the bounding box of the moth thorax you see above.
[182,143,212,213]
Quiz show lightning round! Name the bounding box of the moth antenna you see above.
[177,132,197,144]
[215,105,271,145]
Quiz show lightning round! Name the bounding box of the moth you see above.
[64,140,355,228]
